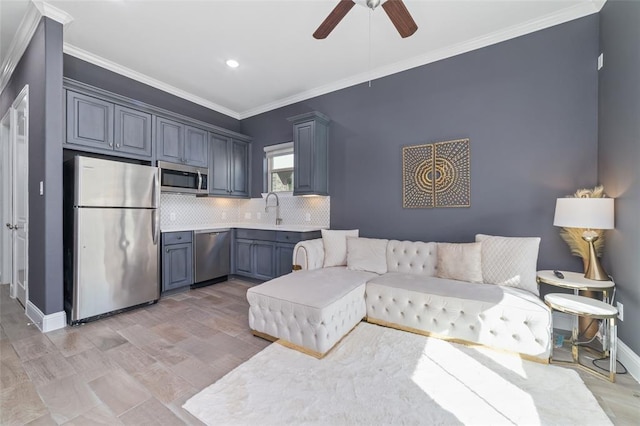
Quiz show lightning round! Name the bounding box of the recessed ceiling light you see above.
[226,59,239,69]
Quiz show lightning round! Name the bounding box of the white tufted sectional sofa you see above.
[246,236,552,362]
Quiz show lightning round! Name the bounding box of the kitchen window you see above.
[264,142,294,192]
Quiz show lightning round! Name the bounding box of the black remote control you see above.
[553,270,565,279]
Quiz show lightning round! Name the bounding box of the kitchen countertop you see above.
[161,223,327,233]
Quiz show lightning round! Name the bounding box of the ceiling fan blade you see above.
[381,0,418,38]
[313,0,356,39]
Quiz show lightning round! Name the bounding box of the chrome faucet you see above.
[265,192,282,226]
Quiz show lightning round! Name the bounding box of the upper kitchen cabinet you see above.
[63,79,251,166]
[156,116,184,163]
[66,90,153,160]
[114,105,152,157]
[156,118,208,168]
[185,126,208,168]
[287,111,330,196]
[209,133,250,198]
[66,91,114,150]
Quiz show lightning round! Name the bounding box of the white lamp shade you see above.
[553,198,615,229]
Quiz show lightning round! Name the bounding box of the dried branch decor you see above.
[559,185,607,271]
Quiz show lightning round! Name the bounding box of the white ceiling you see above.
[2,1,604,119]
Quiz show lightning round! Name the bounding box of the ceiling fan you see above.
[313,0,418,40]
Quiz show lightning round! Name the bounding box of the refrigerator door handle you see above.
[152,209,159,245]
[152,170,159,208]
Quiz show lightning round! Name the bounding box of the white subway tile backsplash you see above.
[160,193,329,229]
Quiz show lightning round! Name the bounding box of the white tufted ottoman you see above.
[247,267,377,357]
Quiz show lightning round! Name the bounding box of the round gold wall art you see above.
[403,143,434,208]
[414,159,434,192]
[402,138,470,208]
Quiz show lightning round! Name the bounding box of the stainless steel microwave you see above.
[158,161,208,195]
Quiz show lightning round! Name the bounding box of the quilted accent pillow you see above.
[346,237,389,275]
[436,242,483,283]
[475,234,541,295]
[322,229,359,267]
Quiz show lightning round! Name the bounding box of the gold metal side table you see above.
[536,270,615,302]
[544,293,618,382]
[537,270,615,350]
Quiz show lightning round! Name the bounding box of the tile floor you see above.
[0,279,267,425]
[1,280,639,425]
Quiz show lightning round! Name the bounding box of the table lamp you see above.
[553,197,614,281]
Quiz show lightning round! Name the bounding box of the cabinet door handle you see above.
[109,142,113,147]
[116,144,121,148]
[166,249,170,253]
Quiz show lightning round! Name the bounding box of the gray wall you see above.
[64,55,241,133]
[242,15,600,272]
[0,17,64,315]
[598,0,640,355]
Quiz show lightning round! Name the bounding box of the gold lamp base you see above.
[582,232,611,281]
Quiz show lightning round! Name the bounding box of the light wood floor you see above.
[1,280,639,425]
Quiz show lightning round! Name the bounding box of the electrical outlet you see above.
[616,301,624,321]
[244,212,251,219]
[257,212,261,220]
[169,212,176,222]
[305,212,311,222]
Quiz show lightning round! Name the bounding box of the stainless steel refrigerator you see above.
[64,156,160,324]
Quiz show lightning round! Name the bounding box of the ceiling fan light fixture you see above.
[365,0,381,10]
[226,59,239,68]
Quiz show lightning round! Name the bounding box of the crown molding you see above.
[0,1,73,95]
[2,0,606,119]
[63,43,241,120]
[32,1,74,25]
[238,0,605,119]
[0,3,41,94]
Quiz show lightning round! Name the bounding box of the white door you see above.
[11,86,28,306]
[0,112,10,286]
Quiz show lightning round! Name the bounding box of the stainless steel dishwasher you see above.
[194,230,230,284]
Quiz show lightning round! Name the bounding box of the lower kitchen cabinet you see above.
[162,231,193,292]
[234,239,254,276]
[275,243,295,277]
[233,229,320,281]
[234,238,275,281]
[253,241,277,280]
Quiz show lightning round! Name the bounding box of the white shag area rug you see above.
[184,322,611,425]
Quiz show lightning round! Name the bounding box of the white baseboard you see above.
[618,340,640,382]
[553,311,640,382]
[25,301,66,333]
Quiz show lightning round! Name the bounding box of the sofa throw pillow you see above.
[436,242,483,283]
[322,229,359,267]
[475,234,541,296]
[346,237,389,275]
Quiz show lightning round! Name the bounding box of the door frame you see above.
[5,85,29,306]
[12,85,29,305]
[0,110,11,287]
